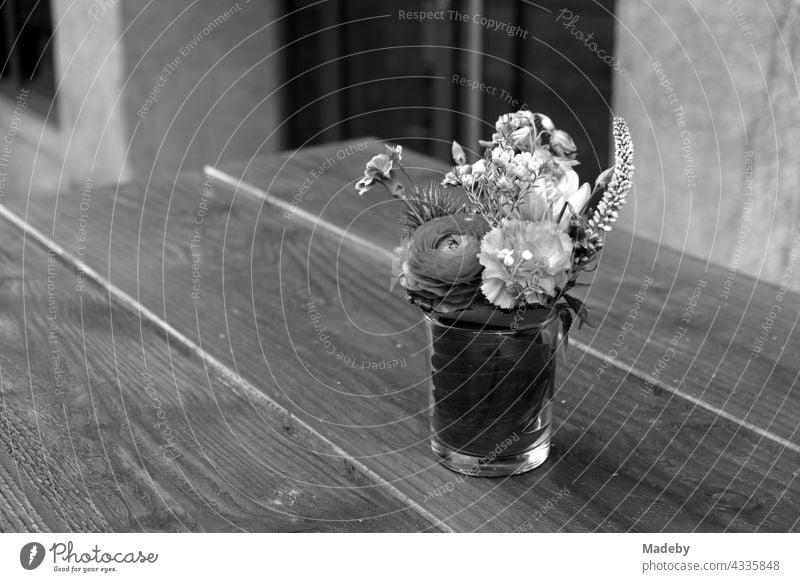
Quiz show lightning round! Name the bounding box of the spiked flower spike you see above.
[585,117,634,252]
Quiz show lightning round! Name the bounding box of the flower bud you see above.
[452,141,467,166]
[549,129,576,157]
[385,144,403,164]
[510,127,535,151]
[534,113,555,132]
[594,166,613,192]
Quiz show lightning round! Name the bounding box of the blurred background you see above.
[1,0,798,286]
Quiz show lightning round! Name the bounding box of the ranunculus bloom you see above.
[479,220,573,309]
[401,214,490,312]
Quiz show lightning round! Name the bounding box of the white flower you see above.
[558,169,579,198]
[492,146,513,168]
[553,182,592,230]
[518,183,550,221]
[495,175,513,191]
[496,248,515,266]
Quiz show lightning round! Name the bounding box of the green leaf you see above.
[561,294,593,329]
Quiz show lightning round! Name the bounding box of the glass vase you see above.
[424,308,559,477]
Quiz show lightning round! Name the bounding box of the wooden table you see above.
[1,139,798,532]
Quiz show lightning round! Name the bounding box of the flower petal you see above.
[386,144,403,164]
[481,278,516,309]
[558,182,591,230]
[355,176,373,196]
[451,141,466,166]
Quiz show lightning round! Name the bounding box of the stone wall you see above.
[613,0,800,286]
[52,1,130,188]
[120,0,284,179]
[51,0,283,189]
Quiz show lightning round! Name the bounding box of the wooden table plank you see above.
[9,165,798,531]
[0,207,434,532]
[213,140,800,452]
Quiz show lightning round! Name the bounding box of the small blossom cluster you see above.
[442,111,581,227]
[353,110,634,316]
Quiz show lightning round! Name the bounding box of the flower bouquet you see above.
[355,111,634,476]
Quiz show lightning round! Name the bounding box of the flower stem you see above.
[379,180,401,199]
[397,164,418,193]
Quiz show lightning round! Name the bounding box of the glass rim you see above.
[423,306,561,335]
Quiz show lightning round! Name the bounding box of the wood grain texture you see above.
[216,140,800,451]
[9,157,799,531]
[0,210,434,532]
